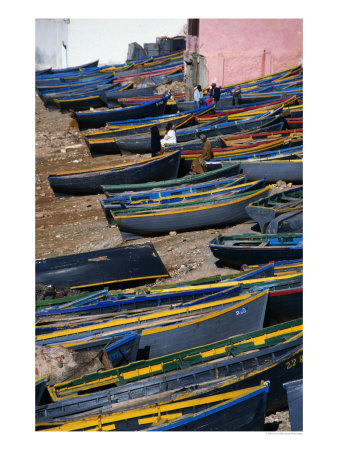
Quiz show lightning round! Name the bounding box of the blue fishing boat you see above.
[102,179,263,222]
[207,158,303,183]
[100,85,157,107]
[112,185,271,239]
[148,382,270,431]
[75,95,171,130]
[102,164,241,195]
[35,242,169,290]
[53,82,133,111]
[36,329,302,420]
[48,150,181,196]
[245,186,303,232]
[209,233,303,268]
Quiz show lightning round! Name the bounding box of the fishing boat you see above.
[101,175,246,224]
[48,150,181,196]
[102,179,265,222]
[283,379,303,431]
[103,175,245,204]
[209,233,303,268]
[35,262,277,310]
[75,95,171,130]
[266,210,303,234]
[180,136,302,172]
[112,185,272,239]
[100,85,156,107]
[39,79,118,109]
[104,108,286,155]
[36,273,302,331]
[85,113,195,155]
[36,290,269,363]
[46,59,99,74]
[36,382,269,431]
[147,382,269,431]
[36,322,302,419]
[35,242,169,290]
[102,164,240,195]
[36,72,115,92]
[245,186,303,232]
[207,159,303,183]
[53,82,133,111]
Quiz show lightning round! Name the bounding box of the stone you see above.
[169,231,177,236]
[287,183,293,188]
[60,149,67,153]
[36,213,44,219]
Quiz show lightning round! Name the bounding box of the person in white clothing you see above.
[193,84,203,109]
[160,122,177,150]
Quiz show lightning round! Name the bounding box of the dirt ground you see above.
[35,93,296,430]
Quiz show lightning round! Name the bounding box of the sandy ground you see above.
[35,94,296,430]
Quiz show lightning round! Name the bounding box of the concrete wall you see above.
[35,19,68,69]
[190,19,303,86]
[66,19,186,67]
[36,19,186,69]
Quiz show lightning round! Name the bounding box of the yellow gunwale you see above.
[113,185,272,219]
[86,114,194,143]
[49,322,302,399]
[122,272,302,295]
[240,159,303,165]
[54,83,133,103]
[70,273,169,289]
[119,180,265,206]
[48,151,175,176]
[36,289,257,341]
[41,383,266,431]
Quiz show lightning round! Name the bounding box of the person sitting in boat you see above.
[190,134,213,174]
[150,123,162,157]
[160,122,177,151]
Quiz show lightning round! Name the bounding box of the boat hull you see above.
[35,242,169,290]
[75,95,170,130]
[48,151,181,196]
[114,186,271,237]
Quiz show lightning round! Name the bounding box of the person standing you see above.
[210,83,221,105]
[65,108,80,134]
[193,84,203,109]
[231,85,242,105]
[190,134,213,174]
[150,123,161,157]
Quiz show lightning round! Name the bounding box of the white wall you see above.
[35,19,68,69]
[67,18,186,67]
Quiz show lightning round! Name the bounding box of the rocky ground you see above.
[35,93,296,430]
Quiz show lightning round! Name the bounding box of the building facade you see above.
[186,18,303,87]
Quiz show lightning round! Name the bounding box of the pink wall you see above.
[188,19,303,86]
